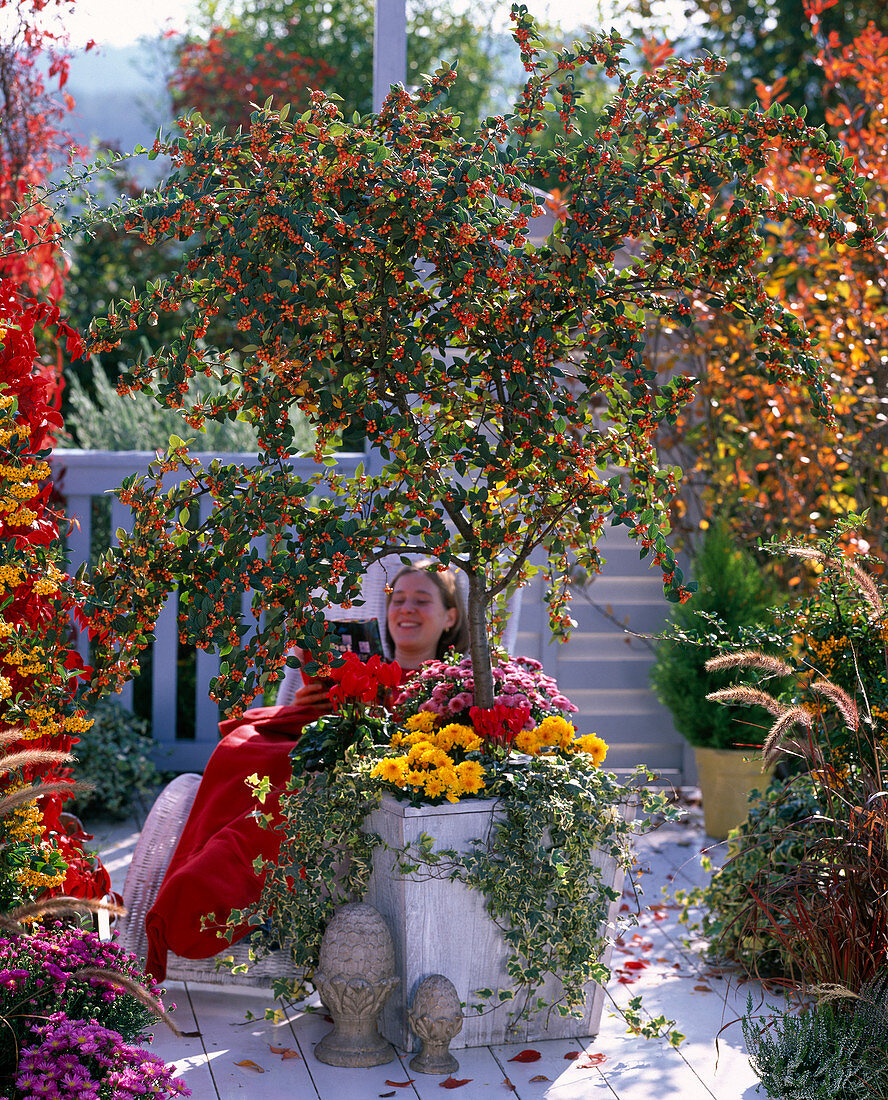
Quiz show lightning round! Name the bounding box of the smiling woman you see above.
[143,561,469,981]
[384,562,469,667]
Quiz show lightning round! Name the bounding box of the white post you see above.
[373,0,407,113]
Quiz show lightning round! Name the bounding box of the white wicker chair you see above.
[119,562,522,986]
[118,773,289,986]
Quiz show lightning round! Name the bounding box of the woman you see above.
[145,562,467,980]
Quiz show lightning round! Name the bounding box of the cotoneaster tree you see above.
[36,6,874,711]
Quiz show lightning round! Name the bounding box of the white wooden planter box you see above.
[362,793,625,1050]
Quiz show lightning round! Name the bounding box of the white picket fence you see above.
[50,449,690,782]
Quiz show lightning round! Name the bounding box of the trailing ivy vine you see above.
[235,747,679,1039]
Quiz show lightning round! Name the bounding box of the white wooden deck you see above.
[91,799,772,1100]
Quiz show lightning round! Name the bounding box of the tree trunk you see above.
[466,569,494,710]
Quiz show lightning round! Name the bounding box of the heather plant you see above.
[22,5,873,724]
[742,978,888,1100]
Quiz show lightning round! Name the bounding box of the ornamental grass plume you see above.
[688,528,888,994]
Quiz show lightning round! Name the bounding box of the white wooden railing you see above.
[50,449,691,782]
[50,449,382,770]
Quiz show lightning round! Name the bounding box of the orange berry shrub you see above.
[53,5,874,723]
[660,10,888,564]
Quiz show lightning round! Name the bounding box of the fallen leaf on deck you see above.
[564,1051,581,1060]
[623,960,648,971]
[693,984,713,992]
[324,1014,334,1023]
[530,1074,550,1082]
[268,1044,300,1059]
[581,1053,607,1066]
[440,1077,473,1088]
[380,1092,396,1098]
[508,1049,541,1062]
[234,1060,265,1072]
[503,1077,517,1091]
[617,974,638,984]
[384,1080,415,1087]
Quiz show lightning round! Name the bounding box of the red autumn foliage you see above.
[663,22,888,565]
[169,24,337,131]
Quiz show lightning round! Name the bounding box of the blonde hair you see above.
[384,560,469,659]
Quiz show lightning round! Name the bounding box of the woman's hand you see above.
[289,678,331,710]
[287,648,332,710]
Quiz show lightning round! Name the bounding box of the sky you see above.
[62,0,654,49]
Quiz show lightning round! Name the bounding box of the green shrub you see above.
[649,520,780,748]
[71,697,160,819]
[679,776,821,980]
[743,979,888,1100]
[63,361,315,452]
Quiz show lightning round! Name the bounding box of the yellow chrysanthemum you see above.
[534,715,576,749]
[437,765,459,789]
[423,773,445,799]
[405,711,437,734]
[406,741,436,765]
[574,734,608,766]
[438,723,475,749]
[455,759,486,794]
[405,768,427,788]
[514,729,540,755]
[371,757,409,786]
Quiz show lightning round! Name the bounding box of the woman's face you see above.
[387,572,457,668]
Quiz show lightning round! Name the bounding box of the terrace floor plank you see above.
[93,795,774,1099]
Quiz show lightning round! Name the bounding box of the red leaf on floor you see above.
[530,1075,550,1082]
[508,1049,542,1062]
[384,1081,415,1087]
[268,1044,300,1059]
[440,1077,472,1088]
[623,960,648,970]
[503,1077,517,1091]
[582,1053,607,1066]
[564,1051,581,1060]
[234,1060,265,1072]
[380,1093,396,1098]
[324,1014,334,1023]
[693,984,713,993]
[619,902,631,911]
[617,975,638,984]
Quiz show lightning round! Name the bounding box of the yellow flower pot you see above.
[693,745,775,840]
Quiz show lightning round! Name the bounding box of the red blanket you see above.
[145,701,327,980]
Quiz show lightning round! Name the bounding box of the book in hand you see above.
[327,618,383,661]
